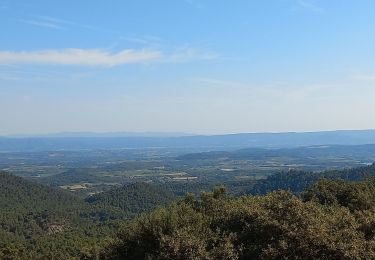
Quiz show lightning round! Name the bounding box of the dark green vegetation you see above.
[2,142,375,258]
[0,172,173,259]
[97,179,375,259]
[251,163,375,194]
[2,164,375,258]
[0,172,105,259]
[86,182,175,219]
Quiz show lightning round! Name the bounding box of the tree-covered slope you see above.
[4,163,375,259]
[96,180,375,259]
[250,163,375,194]
[86,182,175,218]
[0,173,174,258]
[0,172,87,238]
[0,172,110,258]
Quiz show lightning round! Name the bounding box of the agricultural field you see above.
[1,144,375,197]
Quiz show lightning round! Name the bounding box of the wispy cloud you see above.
[33,15,73,25]
[19,19,64,29]
[183,0,204,9]
[287,0,324,14]
[19,15,100,31]
[166,47,217,63]
[34,15,99,30]
[0,66,99,82]
[190,77,248,88]
[0,49,161,67]
[0,48,216,67]
[122,35,163,46]
[298,0,323,13]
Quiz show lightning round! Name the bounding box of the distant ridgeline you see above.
[2,130,375,151]
[2,163,375,258]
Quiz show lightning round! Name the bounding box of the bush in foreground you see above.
[96,182,375,259]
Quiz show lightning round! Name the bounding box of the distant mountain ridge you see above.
[2,130,375,152]
[6,131,193,138]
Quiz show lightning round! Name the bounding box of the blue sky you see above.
[1,0,375,135]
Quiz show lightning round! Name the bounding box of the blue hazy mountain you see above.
[2,130,375,152]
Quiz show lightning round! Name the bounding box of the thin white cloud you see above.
[166,47,217,63]
[0,49,161,67]
[33,15,99,31]
[20,19,64,29]
[190,77,248,88]
[20,15,101,31]
[297,0,323,13]
[183,0,204,9]
[285,0,324,14]
[122,35,162,46]
[123,37,150,45]
[0,48,215,67]
[33,15,74,25]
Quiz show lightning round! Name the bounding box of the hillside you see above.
[0,173,174,259]
[251,163,375,194]
[0,172,119,258]
[86,182,175,218]
[3,163,375,258]
[0,172,86,237]
[96,180,375,259]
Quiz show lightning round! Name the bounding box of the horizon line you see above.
[2,128,375,138]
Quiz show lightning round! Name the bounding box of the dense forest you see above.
[85,182,175,219]
[0,173,173,259]
[0,172,107,258]
[251,163,375,194]
[2,164,375,258]
[96,179,375,259]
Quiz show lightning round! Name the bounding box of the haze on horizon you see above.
[1,0,375,136]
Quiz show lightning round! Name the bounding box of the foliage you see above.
[4,164,375,259]
[86,182,175,219]
[302,177,375,211]
[98,182,375,259]
[251,163,375,194]
[0,172,173,259]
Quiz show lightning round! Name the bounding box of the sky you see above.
[1,0,375,135]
